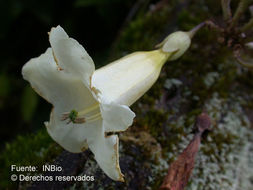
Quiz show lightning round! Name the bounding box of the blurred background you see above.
[0,0,253,189]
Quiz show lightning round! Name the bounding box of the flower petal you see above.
[92,51,168,106]
[49,26,95,85]
[101,103,135,132]
[88,134,124,181]
[46,109,124,181]
[22,48,98,112]
[46,108,103,153]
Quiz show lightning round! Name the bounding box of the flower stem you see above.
[187,22,206,39]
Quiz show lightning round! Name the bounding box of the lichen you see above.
[188,93,253,190]
[203,72,220,88]
[164,78,183,90]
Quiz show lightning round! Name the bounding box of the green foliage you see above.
[20,85,38,122]
[0,129,62,189]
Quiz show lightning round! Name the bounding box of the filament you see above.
[61,103,101,124]
[78,103,100,116]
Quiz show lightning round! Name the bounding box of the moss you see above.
[0,129,62,189]
[177,9,205,30]
[139,109,168,141]
[111,6,172,59]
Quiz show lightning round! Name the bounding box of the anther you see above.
[61,103,101,124]
[61,109,85,124]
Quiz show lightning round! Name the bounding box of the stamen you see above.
[61,103,101,124]
[85,112,102,122]
[86,116,101,123]
[78,103,100,116]
[61,110,84,124]
[74,117,86,124]
[69,110,78,122]
[61,112,70,120]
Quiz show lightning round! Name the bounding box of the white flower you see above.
[22,25,195,181]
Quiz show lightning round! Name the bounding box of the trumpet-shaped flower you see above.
[22,25,196,181]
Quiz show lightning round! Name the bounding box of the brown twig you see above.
[205,20,224,32]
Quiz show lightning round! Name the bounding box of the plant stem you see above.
[235,55,253,68]
[241,17,253,31]
[221,0,232,21]
[187,22,206,38]
[231,0,250,27]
